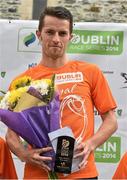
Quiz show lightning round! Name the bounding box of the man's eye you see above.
[46,31,54,35]
[59,31,67,36]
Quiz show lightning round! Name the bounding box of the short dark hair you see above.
[38,6,73,34]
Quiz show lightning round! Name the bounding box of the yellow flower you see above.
[8,87,28,109]
[31,79,51,86]
[0,96,3,101]
[10,76,32,90]
[0,75,55,110]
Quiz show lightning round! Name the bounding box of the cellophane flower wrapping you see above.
[0,75,60,177]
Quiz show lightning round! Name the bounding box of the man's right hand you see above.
[6,128,53,171]
[21,146,53,171]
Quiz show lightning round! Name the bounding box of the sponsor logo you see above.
[103,71,114,74]
[55,72,83,84]
[94,108,123,117]
[18,28,41,52]
[95,136,121,163]
[67,30,123,55]
[24,32,36,47]
[62,139,70,148]
[115,109,123,117]
[121,72,127,88]
[28,63,37,68]
[1,71,6,78]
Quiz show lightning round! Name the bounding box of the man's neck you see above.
[39,55,69,68]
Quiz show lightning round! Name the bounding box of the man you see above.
[6,6,118,179]
[0,137,17,179]
[112,152,127,179]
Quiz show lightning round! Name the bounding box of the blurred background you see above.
[0,0,127,23]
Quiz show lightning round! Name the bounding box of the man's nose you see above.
[52,33,60,43]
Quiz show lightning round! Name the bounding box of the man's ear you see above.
[69,34,73,41]
[36,30,41,39]
[36,30,42,44]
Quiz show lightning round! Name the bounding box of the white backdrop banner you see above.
[0,20,127,179]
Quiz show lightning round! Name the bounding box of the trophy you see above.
[54,135,75,173]
[48,127,83,175]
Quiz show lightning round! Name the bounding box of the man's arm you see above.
[74,109,118,168]
[6,128,53,171]
[90,109,118,150]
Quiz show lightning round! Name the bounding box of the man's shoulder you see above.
[25,64,41,72]
[71,60,100,71]
[18,64,41,76]
[9,64,41,87]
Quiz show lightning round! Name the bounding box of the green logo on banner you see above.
[1,72,6,78]
[67,30,123,55]
[95,136,121,163]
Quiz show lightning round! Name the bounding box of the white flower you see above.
[0,77,52,110]
[31,81,49,95]
[0,91,11,109]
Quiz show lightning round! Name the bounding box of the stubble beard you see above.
[46,48,64,60]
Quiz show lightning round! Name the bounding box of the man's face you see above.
[37,15,72,59]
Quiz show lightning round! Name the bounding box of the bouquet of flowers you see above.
[0,75,60,179]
